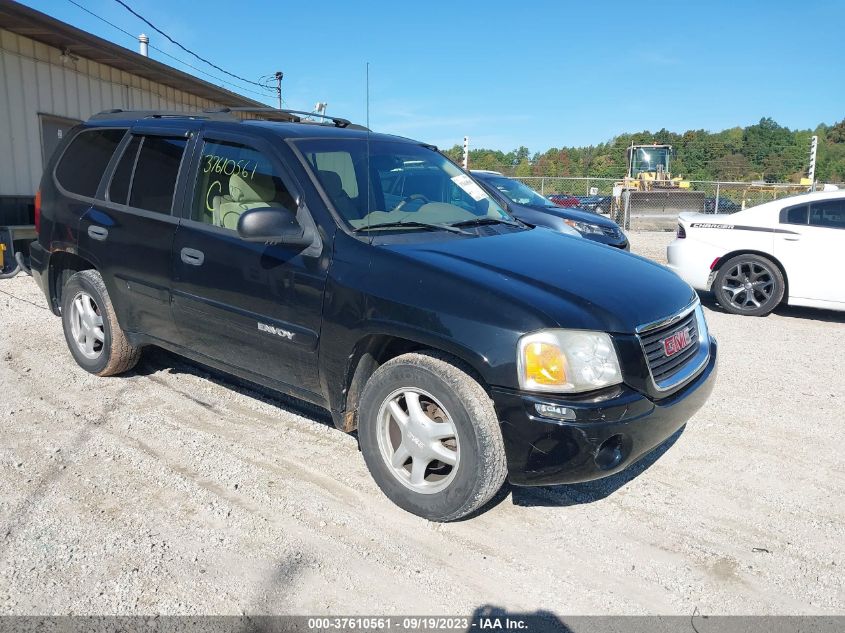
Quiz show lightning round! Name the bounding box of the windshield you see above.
[294,139,510,230]
[483,176,554,207]
[630,147,671,176]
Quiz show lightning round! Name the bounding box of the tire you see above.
[358,351,507,522]
[61,270,142,376]
[713,254,785,317]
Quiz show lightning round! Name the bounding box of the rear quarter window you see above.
[779,204,808,225]
[55,128,126,198]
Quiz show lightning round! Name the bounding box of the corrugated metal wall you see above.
[0,28,232,197]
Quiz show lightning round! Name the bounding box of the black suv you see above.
[30,109,717,521]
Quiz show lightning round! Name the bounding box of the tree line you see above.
[443,117,845,183]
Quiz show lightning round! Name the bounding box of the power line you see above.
[110,0,269,90]
[64,0,273,99]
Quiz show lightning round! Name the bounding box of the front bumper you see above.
[492,338,717,486]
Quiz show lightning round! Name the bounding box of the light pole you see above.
[808,135,818,190]
[274,71,283,109]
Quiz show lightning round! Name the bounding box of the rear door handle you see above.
[87,225,108,241]
[180,247,204,266]
[782,236,801,241]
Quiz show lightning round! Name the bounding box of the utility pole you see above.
[463,136,469,170]
[274,71,283,110]
[808,135,818,190]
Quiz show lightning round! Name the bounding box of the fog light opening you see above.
[595,434,626,470]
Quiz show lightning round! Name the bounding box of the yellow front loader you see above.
[622,143,690,191]
[612,143,705,227]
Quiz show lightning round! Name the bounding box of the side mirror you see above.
[236,207,314,246]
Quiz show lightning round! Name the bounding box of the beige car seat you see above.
[318,169,360,219]
[212,172,281,230]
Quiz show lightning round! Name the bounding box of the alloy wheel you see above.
[376,388,460,495]
[68,291,105,359]
[720,260,775,311]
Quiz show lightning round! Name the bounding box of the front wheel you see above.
[713,254,784,316]
[358,351,507,521]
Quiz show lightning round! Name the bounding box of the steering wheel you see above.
[394,194,430,212]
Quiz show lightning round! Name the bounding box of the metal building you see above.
[0,0,262,224]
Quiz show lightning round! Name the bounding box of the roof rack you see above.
[89,107,367,130]
[207,107,354,128]
[89,109,233,121]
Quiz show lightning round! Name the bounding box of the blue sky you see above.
[20,0,845,152]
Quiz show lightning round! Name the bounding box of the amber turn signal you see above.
[523,341,567,387]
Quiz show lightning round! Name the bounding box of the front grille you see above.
[639,310,699,384]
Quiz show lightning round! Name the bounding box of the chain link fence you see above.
[513,177,616,197]
[510,176,843,230]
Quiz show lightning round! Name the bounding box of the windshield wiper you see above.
[352,220,470,235]
[450,216,521,228]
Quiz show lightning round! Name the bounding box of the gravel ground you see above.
[1,231,843,616]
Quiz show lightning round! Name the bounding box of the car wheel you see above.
[358,351,507,521]
[61,270,142,376]
[713,254,784,316]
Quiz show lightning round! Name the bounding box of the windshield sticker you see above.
[451,174,488,202]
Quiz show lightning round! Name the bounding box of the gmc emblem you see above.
[663,328,692,357]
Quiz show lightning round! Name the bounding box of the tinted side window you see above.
[780,204,808,225]
[108,136,142,204]
[128,136,187,214]
[193,140,295,230]
[810,199,845,229]
[55,128,126,197]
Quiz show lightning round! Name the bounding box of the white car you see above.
[667,191,845,316]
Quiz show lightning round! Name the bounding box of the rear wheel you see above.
[61,270,142,376]
[713,254,784,316]
[358,351,507,521]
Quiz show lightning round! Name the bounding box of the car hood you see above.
[387,227,696,333]
[525,203,620,228]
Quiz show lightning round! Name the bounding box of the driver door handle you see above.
[180,247,204,266]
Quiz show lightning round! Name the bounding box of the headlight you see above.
[564,219,604,235]
[517,330,623,393]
